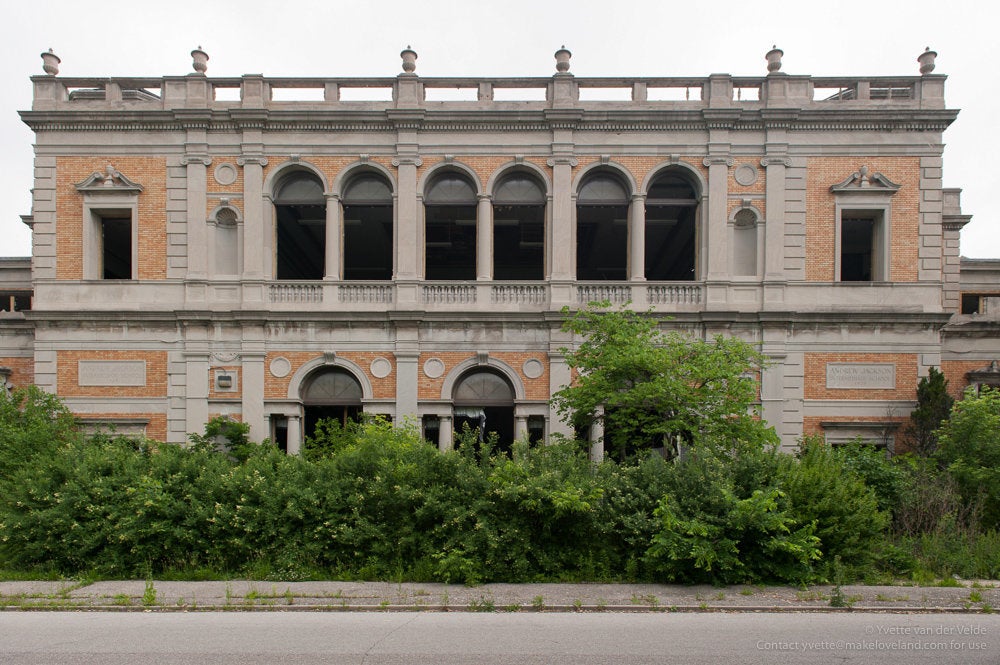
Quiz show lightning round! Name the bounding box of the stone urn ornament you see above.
[41,49,60,76]
[918,47,937,75]
[191,46,209,74]
[554,46,571,73]
[400,46,417,74]
[765,46,783,73]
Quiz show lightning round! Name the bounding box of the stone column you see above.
[761,156,791,283]
[392,156,422,280]
[477,194,493,280]
[238,156,268,280]
[703,156,733,281]
[547,157,578,281]
[515,414,528,441]
[183,155,211,279]
[286,415,302,455]
[324,193,342,280]
[438,414,454,452]
[629,193,646,281]
[589,408,605,462]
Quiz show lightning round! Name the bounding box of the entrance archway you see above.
[300,367,363,438]
[452,369,515,453]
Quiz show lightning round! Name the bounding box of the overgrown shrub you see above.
[935,388,1000,529]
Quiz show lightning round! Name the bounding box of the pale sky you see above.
[2,0,995,259]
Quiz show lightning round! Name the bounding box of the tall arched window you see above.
[645,171,698,281]
[493,173,545,280]
[343,173,393,280]
[301,367,363,438]
[453,369,515,453]
[274,172,326,280]
[577,172,629,281]
[424,172,478,280]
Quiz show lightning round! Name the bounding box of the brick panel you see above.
[805,157,921,282]
[264,351,395,400]
[940,359,990,399]
[57,350,168,398]
[0,356,34,388]
[803,352,918,400]
[417,352,549,401]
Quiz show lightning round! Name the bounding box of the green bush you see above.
[935,388,1000,529]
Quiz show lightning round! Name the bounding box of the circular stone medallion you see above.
[734,164,758,187]
[214,163,238,186]
[269,356,291,378]
[370,357,392,379]
[423,357,445,378]
[522,359,544,379]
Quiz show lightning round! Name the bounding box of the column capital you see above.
[703,156,734,168]
[760,156,792,168]
[181,155,212,166]
[546,157,579,167]
[477,193,493,202]
[392,156,423,167]
[237,155,268,167]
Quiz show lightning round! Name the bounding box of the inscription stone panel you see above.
[826,363,895,390]
[78,360,147,387]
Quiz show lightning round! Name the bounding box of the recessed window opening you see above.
[301,367,364,439]
[841,213,879,281]
[453,369,515,454]
[645,172,697,281]
[732,209,758,277]
[274,173,326,280]
[99,211,132,280]
[577,173,629,281]
[493,173,545,280]
[424,173,477,280]
[343,174,393,280]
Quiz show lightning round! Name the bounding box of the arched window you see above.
[493,173,545,280]
[343,173,393,280]
[453,369,515,453]
[213,206,240,276]
[424,172,477,280]
[274,172,326,280]
[732,208,758,277]
[577,172,629,281]
[301,367,363,438]
[645,171,698,281]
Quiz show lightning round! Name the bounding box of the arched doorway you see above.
[453,369,515,453]
[300,367,363,438]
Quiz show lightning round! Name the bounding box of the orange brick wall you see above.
[82,412,168,442]
[207,365,241,399]
[417,352,549,400]
[940,360,988,399]
[805,157,920,282]
[573,156,709,193]
[0,356,34,388]
[802,415,909,439]
[729,159,766,195]
[57,350,168,398]
[55,157,168,280]
[803,352,918,401]
[210,157,244,194]
[264,352,395,400]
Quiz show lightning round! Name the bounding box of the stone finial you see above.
[191,46,209,74]
[400,45,417,74]
[918,47,937,75]
[554,45,571,73]
[41,49,60,76]
[765,45,783,74]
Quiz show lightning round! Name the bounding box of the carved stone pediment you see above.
[830,166,900,195]
[74,165,144,193]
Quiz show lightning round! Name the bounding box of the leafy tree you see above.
[935,387,1000,529]
[553,302,775,461]
[904,367,954,456]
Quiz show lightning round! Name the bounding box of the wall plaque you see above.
[78,360,147,387]
[826,363,895,390]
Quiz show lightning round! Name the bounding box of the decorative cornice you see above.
[830,165,901,194]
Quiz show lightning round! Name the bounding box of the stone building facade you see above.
[2,46,996,454]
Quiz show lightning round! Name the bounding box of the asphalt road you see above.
[1,611,999,664]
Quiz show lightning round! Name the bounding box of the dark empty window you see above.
[425,173,477,280]
[453,369,515,454]
[100,213,132,279]
[577,173,628,281]
[645,172,697,281]
[301,367,363,438]
[0,293,31,312]
[274,173,326,280]
[493,173,545,280]
[841,214,879,281]
[343,174,393,281]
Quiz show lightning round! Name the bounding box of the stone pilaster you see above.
[324,193,342,280]
[477,194,492,280]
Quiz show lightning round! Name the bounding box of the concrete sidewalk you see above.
[1,580,998,612]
